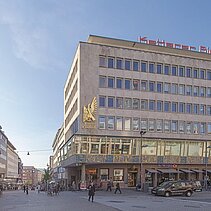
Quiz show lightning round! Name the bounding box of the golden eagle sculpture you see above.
[83,97,97,122]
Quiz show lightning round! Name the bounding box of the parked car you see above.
[151,181,194,197]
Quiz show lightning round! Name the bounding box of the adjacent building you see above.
[0,128,7,181]
[22,166,38,186]
[59,35,211,188]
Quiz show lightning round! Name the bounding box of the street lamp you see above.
[205,143,211,191]
[140,130,148,191]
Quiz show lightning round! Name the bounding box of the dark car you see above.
[151,181,193,197]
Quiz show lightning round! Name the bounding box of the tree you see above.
[43,168,52,182]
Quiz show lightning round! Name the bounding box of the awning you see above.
[157,169,180,174]
[146,169,158,173]
[180,169,194,173]
[191,169,203,173]
[204,169,211,173]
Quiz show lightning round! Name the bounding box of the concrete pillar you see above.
[81,164,86,182]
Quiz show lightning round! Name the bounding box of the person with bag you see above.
[88,182,95,202]
[114,182,122,194]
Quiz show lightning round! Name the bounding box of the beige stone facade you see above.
[61,35,211,189]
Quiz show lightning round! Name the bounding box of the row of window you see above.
[98,116,211,135]
[99,76,211,98]
[99,56,211,80]
[99,96,211,116]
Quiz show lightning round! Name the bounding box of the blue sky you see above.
[0,0,211,168]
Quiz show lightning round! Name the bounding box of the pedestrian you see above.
[106,180,112,191]
[23,185,26,193]
[114,182,122,194]
[26,186,29,195]
[78,181,81,191]
[88,182,95,202]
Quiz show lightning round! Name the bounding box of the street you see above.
[1,189,211,211]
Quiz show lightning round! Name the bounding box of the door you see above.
[128,172,137,187]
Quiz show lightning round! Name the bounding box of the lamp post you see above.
[205,143,211,191]
[140,130,147,191]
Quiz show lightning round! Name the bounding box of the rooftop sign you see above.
[139,36,211,54]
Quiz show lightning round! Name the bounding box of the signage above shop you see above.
[139,36,211,54]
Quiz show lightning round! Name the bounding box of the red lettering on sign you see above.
[166,42,174,48]
[148,40,156,45]
[140,37,147,43]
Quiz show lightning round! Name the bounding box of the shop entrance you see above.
[128,171,137,187]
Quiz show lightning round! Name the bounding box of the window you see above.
[207,88,211,97]
[171,83,178,94]
[116,117,123,130]
[141,62,147,72]
[149,119,155,132]
[108,57,114,68]
[141,99,148,110]
[116,97,123,109]
[186,67,192,77]
[133,60,139,71]
[107,116,115,130]
[172,66,177,76]
[179,121,185,133]
[207,106,211,116]
[179,102,185,113]
[157,82,163,93]
[193,122,199,134]
[172,102,178,113]
[200,122,206,134]
[141,81,147,91]
[133,118,139,131]
[108,77,115,88]
[149,63,154,73]
[140,119,148,131]
[186,103,192,114]
[179,66,185,77]
[171,121,178,133]
[157,101,163,112]
[193,69,198,78]
[186,85,192,96]
[91,144,99,154]
[99,56,106,67]
[156,119,163,132]
[164,101,170,112]
[125,59,131,70]
[125,79,131,90]
[157,64,163,74]
[100,169,109,181]
[99,96,106,107]
[116,78,123,89]
[193,86,199,96]
[133,98,140,110]
[200,105,206,115]
[193,104,199,114]
[207,70,211,80]
[113,169,123,181]
[116,58,123,69]
[164,83,170,94]
[200,87,206,97]
[164,65,170,75]
[133,79,140,90]
[99,116,106,129]
[108,97,114,108]
[208,123,211,134]
[124,98,132,109]
[149,100,155,111]
[186,122,192,134]
[124,117,131,131]
[179,84,185,95]
[149,81,155,92]
[200,69,205,79]
[164,120,171,132]
[99,76,107,88]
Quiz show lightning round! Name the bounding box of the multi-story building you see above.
[60,35,211,188]
[0,127,7,181]
[22,166,38,186]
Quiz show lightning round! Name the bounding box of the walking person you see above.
[23,185,26,193]
[106,180,112,192]
[114,182,122,194]
[26,186,29,195]
[88,182,95,202]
